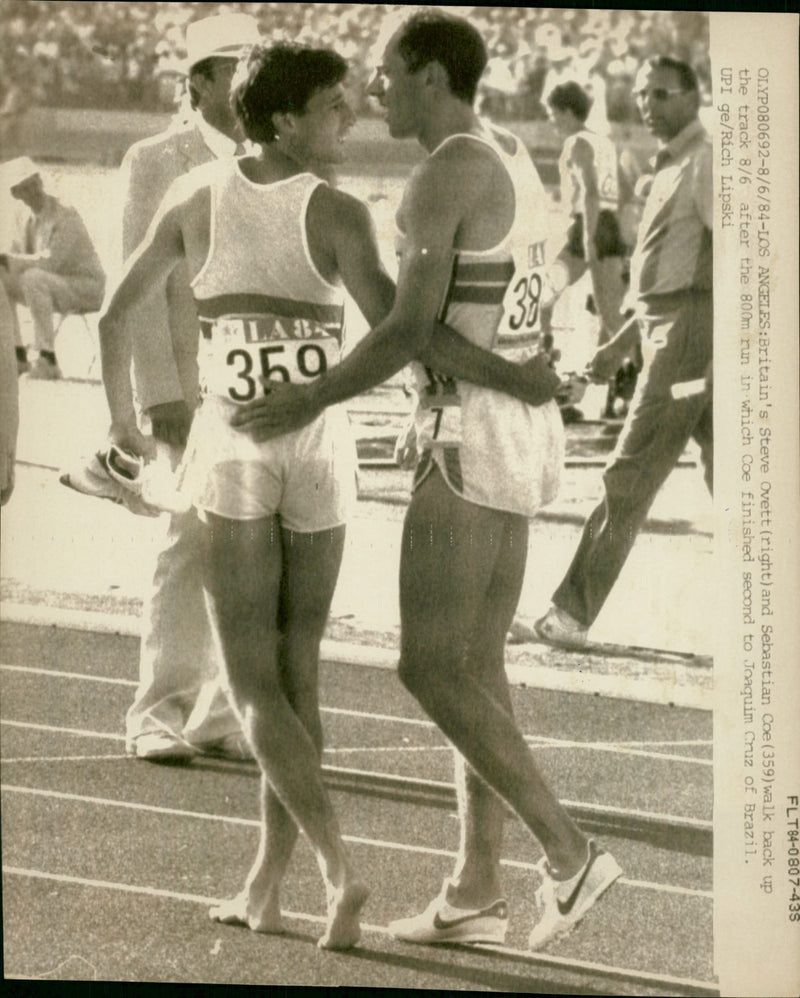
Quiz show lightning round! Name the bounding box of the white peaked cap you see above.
[1,156,40,189]
[184,12,261,73]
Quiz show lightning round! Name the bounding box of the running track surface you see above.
[1,620,717,994]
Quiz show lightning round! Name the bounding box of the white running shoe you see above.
[59,451,126,504]
[528,840,621,950]
[105,442,190,514]
[533,605,589,649]
[388,885,508,945]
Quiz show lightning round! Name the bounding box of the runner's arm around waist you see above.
[419,325,560,406]
[231,225,454,438]
[312,239,447,409]
[333,198,557,404]
[313,166,559,408]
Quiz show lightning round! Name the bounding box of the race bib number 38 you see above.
[496,239,547,354]
[199,314,341,403]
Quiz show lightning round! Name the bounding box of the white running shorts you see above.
[178,395,357,531]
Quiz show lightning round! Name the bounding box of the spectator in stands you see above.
[0,157,105,378]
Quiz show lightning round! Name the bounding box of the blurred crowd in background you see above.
[2,2,710,124]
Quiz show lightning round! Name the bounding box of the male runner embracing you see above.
[235,10,622,951]
[98,38,562,949]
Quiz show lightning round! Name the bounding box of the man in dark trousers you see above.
[535,56,712,649]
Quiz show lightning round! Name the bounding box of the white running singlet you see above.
[404,125,564,518]
[178,160,356,527]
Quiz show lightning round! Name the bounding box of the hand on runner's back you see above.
[229,381,319,442]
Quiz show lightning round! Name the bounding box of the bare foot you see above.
[318,881,369,950]
[209,891,284,934]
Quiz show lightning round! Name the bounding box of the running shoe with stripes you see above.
[388,883,508,945]
[528,839,621,950]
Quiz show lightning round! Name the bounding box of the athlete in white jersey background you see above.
[236,11,622,952]
[546,80,628,347]
[98,40,566,950]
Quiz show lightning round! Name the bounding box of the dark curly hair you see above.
[232,43,348,144]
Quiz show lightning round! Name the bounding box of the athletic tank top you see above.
[559,129,619,214]
[401,126,564,518]
[191,160,345,405]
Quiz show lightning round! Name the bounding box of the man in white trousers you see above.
[121,12,261,760]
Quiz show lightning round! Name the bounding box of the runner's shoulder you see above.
[413,135,502,207]
[308,183,374,237]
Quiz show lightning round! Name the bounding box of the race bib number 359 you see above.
[199,315,341,403]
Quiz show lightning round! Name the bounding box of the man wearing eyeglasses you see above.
[535,55,712,649]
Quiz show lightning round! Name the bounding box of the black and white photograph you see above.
[0,4,797,995]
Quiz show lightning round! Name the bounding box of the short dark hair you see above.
[394,10,487,104]
[547,81,592,122]
[645,56,699,93]
[232,43,347,144]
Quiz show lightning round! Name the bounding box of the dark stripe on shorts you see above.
[442,446,463,492]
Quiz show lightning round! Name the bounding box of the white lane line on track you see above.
[2,754,130,763]
[524,737,712,767]
[1,602,713,710]
[1,665,711,760]
[1,715,711,767]
[1,784,711,900]
[2,719,126,741]
[2,866,717,993]
[1,663,136,686]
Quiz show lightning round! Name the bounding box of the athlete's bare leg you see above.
[204,514,367,949]
[211,526,346,934]
[398,468,587,878]
[447,560,525,908]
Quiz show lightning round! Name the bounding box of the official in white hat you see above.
[99,10,261,762]
[184,11,261,72]
[183,12,261,136]
[1,156,40,191]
